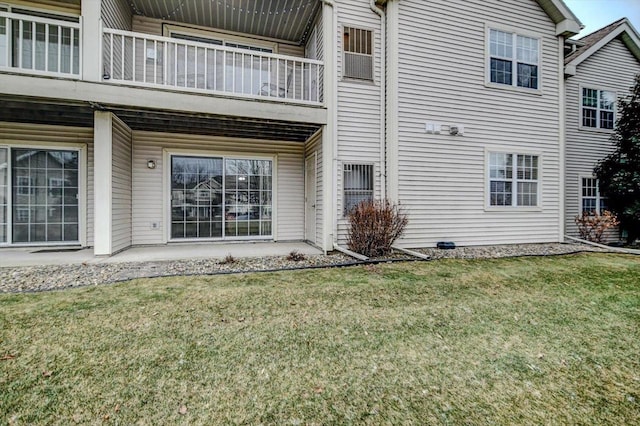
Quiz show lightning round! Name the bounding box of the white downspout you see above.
[370,0,386,201]
[321,0,339,251]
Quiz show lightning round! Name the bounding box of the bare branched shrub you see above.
[287,250,306,262]
[574,210,620,243]
[221,254,236,264]
[347,199,408,257]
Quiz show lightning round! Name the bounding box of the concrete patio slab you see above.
[101,241,322,264]
[0,242,322,268]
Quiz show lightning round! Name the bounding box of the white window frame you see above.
[579,176,608,215]
[485,24,542,93]
[163,24,277,53]
[341,24,375,83]
[163,149,278,244]
[0,142,86,247]
[486,151,541,210]
[579,85,617,132]
[342,162,375,217]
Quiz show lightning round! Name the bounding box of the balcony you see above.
[102,29,323,106]
[0,10,80,78]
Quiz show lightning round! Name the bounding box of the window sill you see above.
[340,77,377,87]
[484,206,543,213]
[577,126,614,134]
[484,82,543,96]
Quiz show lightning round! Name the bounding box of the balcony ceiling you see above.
[1,97,320,142]
[129,0,321,43]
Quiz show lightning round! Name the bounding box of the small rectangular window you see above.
[489,29,539,90]
[489,153,539,207]
[581,88,616,130]
[581,177,607,214]
[343,27,373,81]
[343,164,374,215]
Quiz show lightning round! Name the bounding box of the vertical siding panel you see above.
[131,131,305,245]
[395,0,561,247]
[564,38,640,238]
[111,117,132,252]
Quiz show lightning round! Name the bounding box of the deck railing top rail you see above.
[102,27,324,106]
[0,10,81,77]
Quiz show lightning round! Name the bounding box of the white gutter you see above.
[370,0,387,200]
[565,235,640,255]
[558,35,566,243]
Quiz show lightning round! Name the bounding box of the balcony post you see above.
[81,0,101,81]
[321,0,338,252]
[93,111,113,255]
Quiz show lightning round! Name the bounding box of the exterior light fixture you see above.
[147,159,156,169]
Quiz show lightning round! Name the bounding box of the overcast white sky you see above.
[564,0,640,38]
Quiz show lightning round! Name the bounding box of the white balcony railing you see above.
[0,11,80,77]
[102,28,323,105]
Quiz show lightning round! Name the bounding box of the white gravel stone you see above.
[0,243,614,294]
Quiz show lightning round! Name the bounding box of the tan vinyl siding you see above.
[394,0,562,248]
[278,44,304,57]
[8,0,80,15]
[131,15,162,36]
[305,131,323,246]
[131,131,304,245]
[336,0,383,243]
[111,117,132,252]
[101,0,132,31]
[131,15,304,57]
[564,38,640,238]
[0,121,93,246]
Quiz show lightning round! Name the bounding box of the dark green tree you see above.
[594,74,640,244]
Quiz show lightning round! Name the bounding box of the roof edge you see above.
[536,0,584,37]
[566,19,640,70]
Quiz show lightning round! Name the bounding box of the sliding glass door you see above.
[0,147,79,244]
[11,148,78,243]
[170,155,273,240]
[171,156,224,239]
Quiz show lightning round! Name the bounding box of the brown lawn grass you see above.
[1,253,639,425]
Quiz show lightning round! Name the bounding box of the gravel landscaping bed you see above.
[0,243,615,294]
[417,242,610,260]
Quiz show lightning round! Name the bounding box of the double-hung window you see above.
[581,177,608,214]
[489,28,540,90]
[581,88,616,130]
[489,153,539,207]
[343,27,373,81]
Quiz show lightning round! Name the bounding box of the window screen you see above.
[343,27,373,80]
[343,164,374,215]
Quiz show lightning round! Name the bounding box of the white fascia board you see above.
[566,22,640,70]
[0,74,328,125]
[556,19,582,37]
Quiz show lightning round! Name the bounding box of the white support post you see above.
[321,0,337,252]
[81,0,102,81]
[93,111,113,255]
